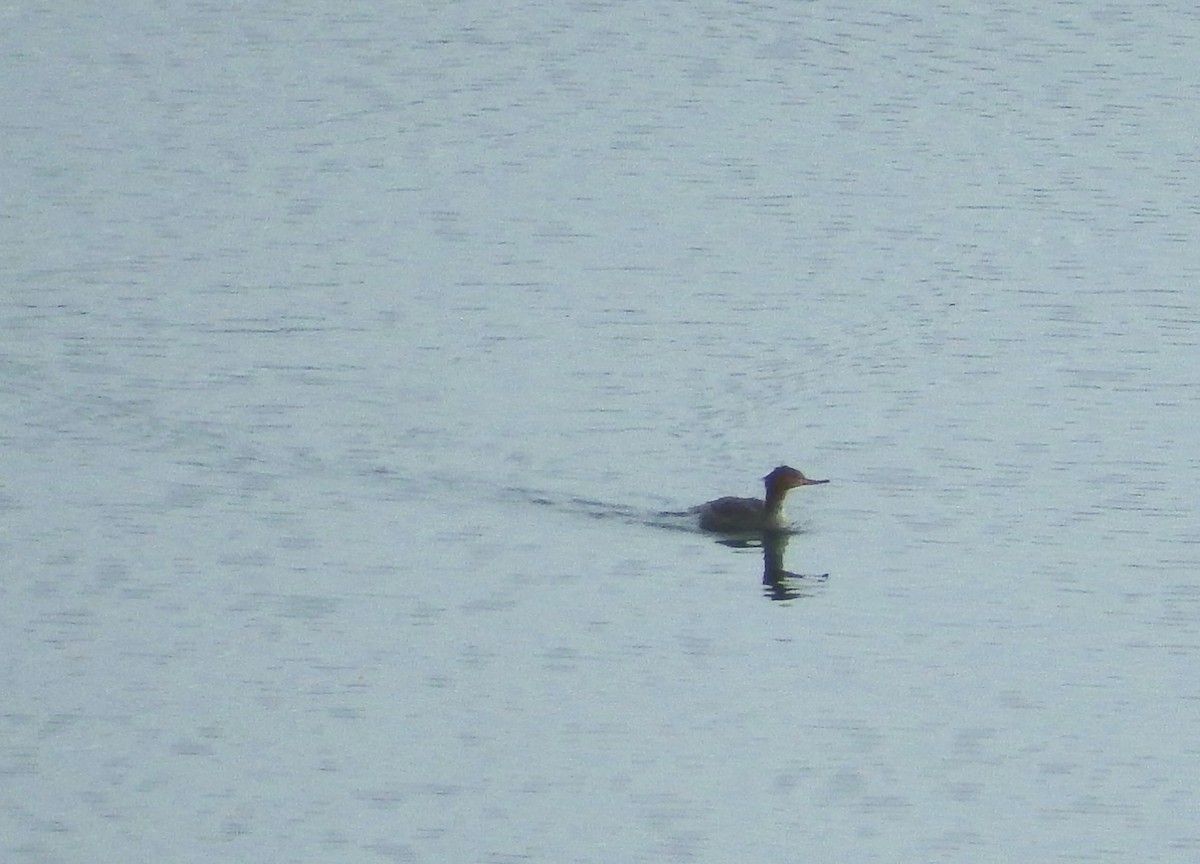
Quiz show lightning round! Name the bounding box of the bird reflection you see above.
[715,533,828,601]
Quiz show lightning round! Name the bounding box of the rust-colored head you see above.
[764,465,829,491]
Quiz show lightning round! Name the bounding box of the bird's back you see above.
[695,496,765,533]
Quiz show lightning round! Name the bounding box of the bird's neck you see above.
[764,486,789,518]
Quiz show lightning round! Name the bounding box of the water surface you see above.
[3,2,1199,862]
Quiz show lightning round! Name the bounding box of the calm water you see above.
[4,2,1200,862]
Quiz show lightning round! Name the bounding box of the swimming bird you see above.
[694,465,828,534]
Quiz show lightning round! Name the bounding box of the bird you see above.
[693,465,828,534]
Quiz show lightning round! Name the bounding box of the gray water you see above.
[4,2,1199,862]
